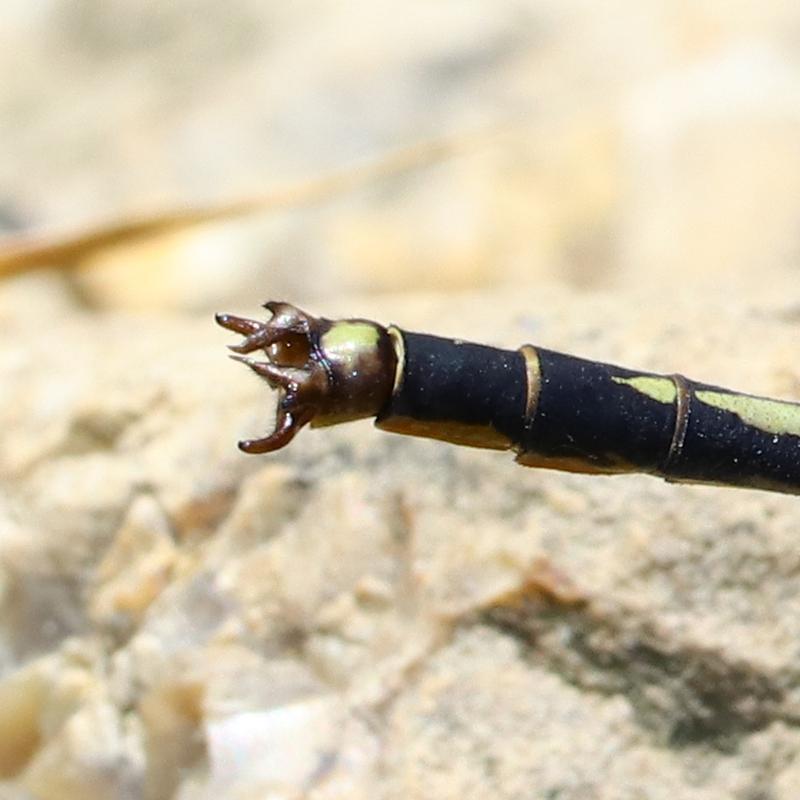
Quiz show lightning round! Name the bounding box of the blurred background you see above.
[2,0,799,309]
[3,4,800,799]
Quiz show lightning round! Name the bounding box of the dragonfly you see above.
[216,301,800,495]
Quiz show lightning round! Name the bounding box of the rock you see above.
[0,663,47,779]
[89,494,177,634]
[20,698,145,800]
[3,3,800,796]
[2,280,799,797]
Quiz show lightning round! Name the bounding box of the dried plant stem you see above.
[0,126,509,279]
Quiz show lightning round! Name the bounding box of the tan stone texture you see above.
[2,2,800,798]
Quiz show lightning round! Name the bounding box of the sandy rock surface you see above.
[1,275,799,798]
[3,2,800,797]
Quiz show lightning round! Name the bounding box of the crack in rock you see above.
[481,598,794,749]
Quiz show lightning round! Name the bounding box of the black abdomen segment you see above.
[376,331,527,449]
[666,381,800,492]
[518,349,678,475]
[377,331,800,494]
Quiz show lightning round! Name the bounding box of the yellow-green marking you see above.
[612,375,677,405]
[321,322,380,353]
[695,390,800,438]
